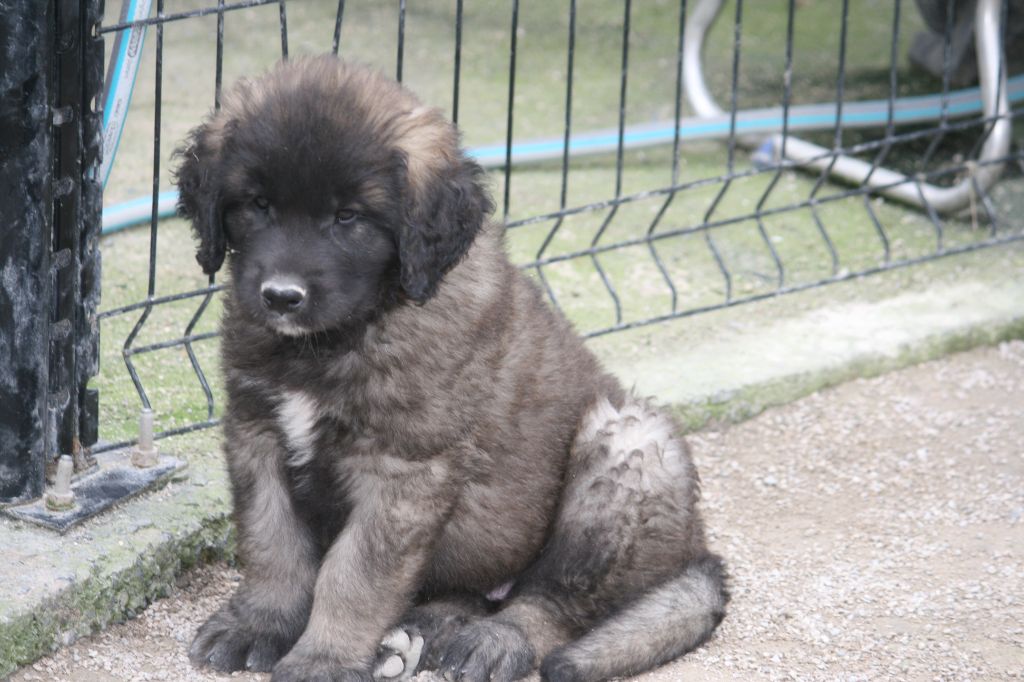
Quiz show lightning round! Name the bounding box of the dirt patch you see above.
[13,343,1024,681]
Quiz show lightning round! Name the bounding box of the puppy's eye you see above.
[335,209,357,225]
[253,195,270,211]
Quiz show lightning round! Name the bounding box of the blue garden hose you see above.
[101,0,151,191]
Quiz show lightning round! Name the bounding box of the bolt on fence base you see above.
[3,445,185,533]
[44,455,76,511]
[2,396,188,532]
[131,408,158,468]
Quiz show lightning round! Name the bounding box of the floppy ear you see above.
[174,121,228,275]
[398,151,495,302]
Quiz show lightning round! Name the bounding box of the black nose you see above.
[260,282,306,314]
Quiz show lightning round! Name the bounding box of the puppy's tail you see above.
[539,553,728,682]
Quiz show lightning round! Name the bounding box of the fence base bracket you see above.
[1,450,185,533]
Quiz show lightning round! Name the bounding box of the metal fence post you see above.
[0,1,56,504]
[79,0,105,457]
[0,0,103,505]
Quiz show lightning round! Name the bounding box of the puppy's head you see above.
[174,56,493,336]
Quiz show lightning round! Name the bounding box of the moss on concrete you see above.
[670,313,1024,432]
[0,426,234,677]
[0,513,233,677]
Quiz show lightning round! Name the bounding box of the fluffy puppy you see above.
[175,55,727,682]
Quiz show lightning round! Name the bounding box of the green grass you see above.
[94,0,1024,446]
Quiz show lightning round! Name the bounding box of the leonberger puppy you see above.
[175,55,726,682]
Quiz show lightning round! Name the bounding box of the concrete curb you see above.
[2,246,1023,677]
[596,277,1024,430]
[0,466,235,677]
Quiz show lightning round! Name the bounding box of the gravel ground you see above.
[12,342,1024,682]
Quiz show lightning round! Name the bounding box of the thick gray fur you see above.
[175,56,727,682]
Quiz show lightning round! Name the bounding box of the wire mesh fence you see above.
[84,0,1024,456]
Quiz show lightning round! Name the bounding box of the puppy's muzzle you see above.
[260,279,307,315]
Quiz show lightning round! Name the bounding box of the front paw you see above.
[376,607,468,677]
[373,627,425,681]
[190,603,294,672]
[272,652,374,682]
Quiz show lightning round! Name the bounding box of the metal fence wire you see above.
[86,0,1024,455]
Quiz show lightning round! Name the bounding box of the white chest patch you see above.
[276,391,319,466]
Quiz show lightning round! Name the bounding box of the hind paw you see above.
[437,620,534,682]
